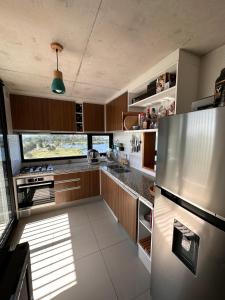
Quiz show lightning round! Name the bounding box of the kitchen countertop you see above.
[101,166,155,207]
[14,161,155,206]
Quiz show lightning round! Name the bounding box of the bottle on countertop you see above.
[150,107,157,129]
[215,68,225,107]
[138,112,146,129]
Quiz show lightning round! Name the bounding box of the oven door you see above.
[17,181,55,209]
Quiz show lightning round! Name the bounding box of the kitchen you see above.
[0,1,225,300]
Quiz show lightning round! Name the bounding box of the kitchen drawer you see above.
[55,185,82,203]
[55,170,100,204]
[54,177,81,191]
[54,171,82,182]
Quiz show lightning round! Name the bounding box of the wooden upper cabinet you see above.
[106,92,128,131]
[10,94,49,131]
[83,103,104,132]
[48,99,75,131]
[10,94,75,132]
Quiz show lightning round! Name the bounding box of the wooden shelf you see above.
[139,236,151,257]
[129,86,176,108]
[125,129,158,133]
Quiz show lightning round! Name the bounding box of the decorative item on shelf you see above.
[156,72,176,93]
[147,80,157,96]
[122,112,141,130]
[138,112,146,129]
[150,107,158,129]
[166,100,176,115]
[50,42,65,94]
[214,68,225,107]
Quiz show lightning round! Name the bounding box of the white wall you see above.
[113,131,155,177]
[198,44,225,99]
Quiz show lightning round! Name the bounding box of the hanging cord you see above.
[56,49,59,71]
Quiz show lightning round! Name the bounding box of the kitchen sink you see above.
[107,164,123,169]
[113,168,130,173]
[107,164,130,173]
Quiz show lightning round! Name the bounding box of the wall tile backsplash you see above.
[113,131,155,177]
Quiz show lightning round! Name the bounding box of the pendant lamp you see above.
[51,42,65,94]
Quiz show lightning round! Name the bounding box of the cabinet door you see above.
[83,103,104,132]
[10,94,49,130]
[10,94,75,131]
[80,170,100,198]
[48,99,75,131]
[117,185,137,242]
[106,92,128,131]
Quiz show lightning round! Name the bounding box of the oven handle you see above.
[18,182,53,189]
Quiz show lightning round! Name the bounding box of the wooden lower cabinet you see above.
[100,170,137,242]
[54,170,99,204]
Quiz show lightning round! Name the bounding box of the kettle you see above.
[87,149,100,164]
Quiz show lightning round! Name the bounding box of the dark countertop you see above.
[101,165,155,207]
[53,161,107,174]
[14,160,155,206]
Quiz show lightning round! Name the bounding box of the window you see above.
[20,134,88,160]
[20,133,113,161]
[91,135,111,154]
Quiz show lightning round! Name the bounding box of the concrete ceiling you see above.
[1,0,225,103]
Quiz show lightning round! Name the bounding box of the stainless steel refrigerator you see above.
[151,107,225,300]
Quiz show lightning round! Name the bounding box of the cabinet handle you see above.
[55,186,81,193]
[55,178,80,184]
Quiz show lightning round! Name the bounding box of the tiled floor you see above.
[13,198,151,300]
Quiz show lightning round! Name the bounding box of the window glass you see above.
[21,134,88,160]
[92,135,110,154]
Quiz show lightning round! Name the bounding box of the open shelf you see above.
[142,131,156,171]
[129,86,176,108]
[138,236,151,258]
[139,217,152,233]
[125,128,158,133]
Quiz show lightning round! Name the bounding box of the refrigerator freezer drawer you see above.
[156,107,225,219]
[151,192,225,300]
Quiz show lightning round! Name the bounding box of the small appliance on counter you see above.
[87,149,100,164]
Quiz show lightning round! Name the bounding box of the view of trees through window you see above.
[92,135,110,153]
[22,134,88,160]
[21,134,111,160]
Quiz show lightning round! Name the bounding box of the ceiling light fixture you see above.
[51,42,65,94]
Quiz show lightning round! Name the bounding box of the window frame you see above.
[19,133,113,162]
[88,133,113,155]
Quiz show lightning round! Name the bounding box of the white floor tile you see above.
[84,200,112,222]
[102,239,150,300]
[49,252,117,300]
[91,216,128,249]
[13,200,150,300]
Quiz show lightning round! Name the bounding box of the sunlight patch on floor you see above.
[20,213,77,300]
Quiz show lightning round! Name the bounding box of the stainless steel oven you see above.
[16,175,54,209]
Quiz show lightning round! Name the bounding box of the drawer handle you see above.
[55,178,81,184]
[55,186,81,193]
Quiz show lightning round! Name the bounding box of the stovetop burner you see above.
[20,165,54,174]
